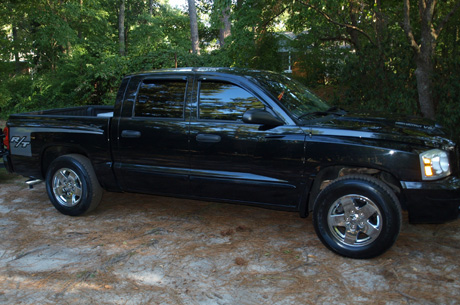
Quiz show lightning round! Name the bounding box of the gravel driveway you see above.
[1,169,459,304]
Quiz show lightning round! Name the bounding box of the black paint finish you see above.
[3,68,459,223]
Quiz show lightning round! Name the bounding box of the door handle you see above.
[265,135,284,139]
[196,133,221,143]
[121,130,141,138]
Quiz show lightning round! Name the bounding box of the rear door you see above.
[113,74,192,195]
[189,75,306,208]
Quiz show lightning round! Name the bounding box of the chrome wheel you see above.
[52,168,83,207]
[327,194,382,247]
[314,175,401,258]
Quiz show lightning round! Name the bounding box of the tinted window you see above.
[135,80,186,118]
[199,82,264,121]
[252,72,329,119]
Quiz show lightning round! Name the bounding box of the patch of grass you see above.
[0,168,21,183]
[77,270,97,280]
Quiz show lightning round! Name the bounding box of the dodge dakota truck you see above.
[2,67,459,259]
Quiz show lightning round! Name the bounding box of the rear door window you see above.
[135,79,187,118]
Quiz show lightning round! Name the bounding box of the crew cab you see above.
[2,67,459,258]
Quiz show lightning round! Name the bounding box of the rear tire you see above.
[313,175,402,259]
[46,154,102,216]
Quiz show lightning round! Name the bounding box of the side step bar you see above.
[26,179,43,189]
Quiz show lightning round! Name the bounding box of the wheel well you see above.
[41,146,88,178]
[306,166,404,213]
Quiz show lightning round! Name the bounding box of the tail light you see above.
[3,126,9,150]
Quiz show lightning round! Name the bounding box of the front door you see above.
[189,78,306,208]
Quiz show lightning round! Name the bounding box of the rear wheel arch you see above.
[41,145,89,178]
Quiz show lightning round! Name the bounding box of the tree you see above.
[119,0,126,56]
[219,6,231,47]
[212,0,232,47]
[402,0,460,119]
[149,0,154,16]
[188,0,200,54]
[1,0,460,140]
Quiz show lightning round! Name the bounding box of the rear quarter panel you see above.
[7,115,113,187]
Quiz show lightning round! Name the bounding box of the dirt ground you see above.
[0,169,460,305]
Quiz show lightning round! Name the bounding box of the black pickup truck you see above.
[2,67,459,258]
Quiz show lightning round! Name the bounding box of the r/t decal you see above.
[11,136,31,148]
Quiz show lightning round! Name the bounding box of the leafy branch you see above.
[299,0,376,47]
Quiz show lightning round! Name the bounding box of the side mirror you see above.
[242,109,284,126]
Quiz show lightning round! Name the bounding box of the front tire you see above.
[46,154,102,216]
[313,175,402,259]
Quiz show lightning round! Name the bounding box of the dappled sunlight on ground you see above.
[1,172,460,304]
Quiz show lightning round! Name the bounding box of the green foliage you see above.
[0,75,34,116]
[251,33,284,71]
[433,11,460,141]
[284,0,433,120]
[335,49,419,115]
[0,0,459,140]
[0,0,195,117]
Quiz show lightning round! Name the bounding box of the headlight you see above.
[419,149,451,180]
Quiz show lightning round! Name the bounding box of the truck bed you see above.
[5,105,115,183]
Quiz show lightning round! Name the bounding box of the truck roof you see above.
[125,67,275,78]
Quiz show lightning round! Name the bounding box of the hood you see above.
[304,111,455,149]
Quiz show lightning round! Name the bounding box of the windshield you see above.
[252,72,330,119]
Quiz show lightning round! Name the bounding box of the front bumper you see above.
[401,176,460,223]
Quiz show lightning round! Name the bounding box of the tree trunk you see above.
[12,25,21,74]
[373,0,385,50]
[188,0,200,55]
[219,6,231,47]
[118,0,126,56]
[78,0,83,39]
[346,5,361,52]
[149,0,154,16]
[401,0,460,120]
[415,54,435,119]
[414,0,437,120]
